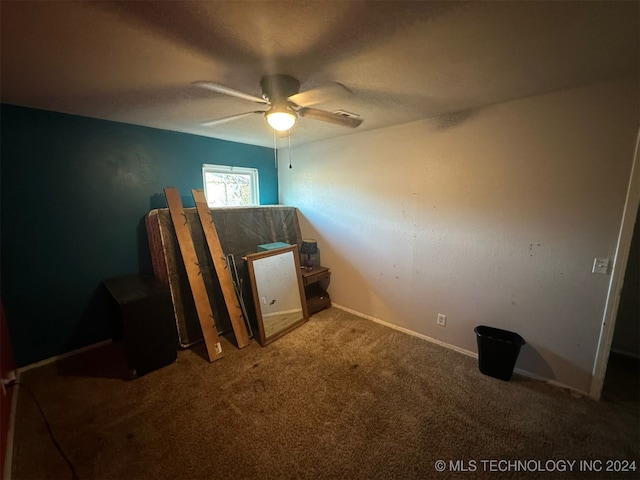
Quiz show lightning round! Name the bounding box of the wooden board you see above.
[164,187,223,362]
[192,189,250,348]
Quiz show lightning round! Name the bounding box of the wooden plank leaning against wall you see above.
[164,187,224,362]
[192,189,250,349]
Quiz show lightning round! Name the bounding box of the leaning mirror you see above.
[246,245,309,346]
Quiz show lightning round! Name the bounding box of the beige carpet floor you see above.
[9,307,639,479]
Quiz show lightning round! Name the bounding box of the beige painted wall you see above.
[279,74,639,393]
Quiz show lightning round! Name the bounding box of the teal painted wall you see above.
[0,104,277,366]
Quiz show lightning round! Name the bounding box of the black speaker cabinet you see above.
[103,274,177,379]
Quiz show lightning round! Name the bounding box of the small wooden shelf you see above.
[301,266,331,315]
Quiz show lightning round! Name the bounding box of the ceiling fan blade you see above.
[298,107,363,128]
[288,82,353,107]
[200,111,264,127]
[192,81,268,105]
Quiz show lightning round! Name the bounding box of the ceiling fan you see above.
[193,74,363,132]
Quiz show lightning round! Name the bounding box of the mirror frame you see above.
[246,245,309,346]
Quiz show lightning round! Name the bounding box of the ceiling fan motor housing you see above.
[260,74,301,103]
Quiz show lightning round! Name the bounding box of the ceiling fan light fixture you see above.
[266,106,297,131]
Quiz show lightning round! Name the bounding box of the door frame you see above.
[590,128,640,399]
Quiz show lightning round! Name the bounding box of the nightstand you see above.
[301,265,331,315]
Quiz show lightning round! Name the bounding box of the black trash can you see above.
[474,325,525,381]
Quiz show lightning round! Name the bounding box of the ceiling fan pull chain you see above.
[273,129,278,169]
[288,131,292,169]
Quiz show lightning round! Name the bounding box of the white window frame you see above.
[202,164,259,207]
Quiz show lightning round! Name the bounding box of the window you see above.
[202,164,259,207]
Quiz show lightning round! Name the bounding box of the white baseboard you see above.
[3,369,21,480]
[333,303,478,358]
[18,339,113,373]
[263,308,303,318]
[332,304,588,398]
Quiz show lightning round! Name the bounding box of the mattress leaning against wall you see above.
[146,206,302,347]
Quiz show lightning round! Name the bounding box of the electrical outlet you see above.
[592,258,609,275]
[437,314,447,327]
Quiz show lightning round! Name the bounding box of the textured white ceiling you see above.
[1,1,638,148]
